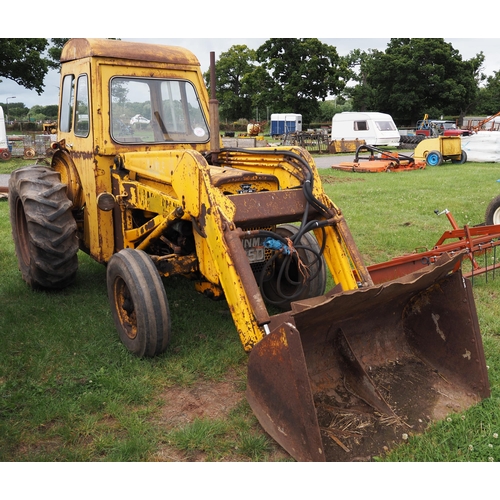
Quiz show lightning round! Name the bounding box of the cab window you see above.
[110,77,209,144]
[59,74,75,133]
[75,75,90,137]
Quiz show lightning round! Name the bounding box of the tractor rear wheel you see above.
[260,224,326,310]
[485,194,500,226]
[426,150,443,166]
[9,166,78,289]
[107,249,171,357]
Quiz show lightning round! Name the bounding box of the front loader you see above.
[8,39,490,461]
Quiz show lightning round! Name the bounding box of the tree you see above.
[205,45,257,122]
[351,38,484,125]
[29,104,59,121]
[254,38,348,123]
[3,102,29,120]
[0,39,50,94]
[313,99,352,123]
[0,38,116,96]
[475,71,500,115]
[239,65,276,122]
[47,38,71,69]
[344,48,382,112]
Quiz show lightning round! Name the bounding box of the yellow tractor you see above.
[9,39,489,461]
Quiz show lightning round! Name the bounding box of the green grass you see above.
[0,157,38,174]
[322,163,500,264]
[2,158,500,462]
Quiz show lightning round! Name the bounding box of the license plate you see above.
[242,236,266,263]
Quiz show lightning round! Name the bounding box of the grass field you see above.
[1,157,500,467]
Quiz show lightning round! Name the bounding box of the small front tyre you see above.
[426,150,443,166]
[107,249,171,358]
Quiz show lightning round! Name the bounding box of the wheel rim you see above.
[493,208,500,225]
[15,198,30,267]
[114,277,138,340]
[427,153,439,166]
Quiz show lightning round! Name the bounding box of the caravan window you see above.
[354,121,368,131]
[375,120,397,131]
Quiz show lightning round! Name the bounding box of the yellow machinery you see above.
[414,136,467,165]
[9,39,489,461]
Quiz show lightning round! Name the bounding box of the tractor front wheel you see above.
[485,194,500,226]
[107,249,171,357]
[9,166,78,289]
[426,150,443,166]
[260,224,326,310]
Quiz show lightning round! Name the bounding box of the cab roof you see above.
[60,38,200,67]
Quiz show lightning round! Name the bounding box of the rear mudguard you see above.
[246,253,490,461]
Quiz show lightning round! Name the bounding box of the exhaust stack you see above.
[209,51,221,163]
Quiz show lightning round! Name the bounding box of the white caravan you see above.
[331,112,400,147]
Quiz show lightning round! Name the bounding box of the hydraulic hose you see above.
[218,148,332,304]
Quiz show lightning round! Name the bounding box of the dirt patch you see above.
[151,375,245,462]
[152,372,291,462]
[158,376,245,428]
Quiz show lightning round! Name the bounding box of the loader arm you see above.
[112,147,371,350]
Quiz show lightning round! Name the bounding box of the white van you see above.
[331,112,400,147]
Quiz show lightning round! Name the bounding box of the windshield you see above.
[110,77,209,144]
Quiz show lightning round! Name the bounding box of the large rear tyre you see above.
[260,224,326,310]
[485,194,500,226]
[107,249,171,358]
[9,166,78,289]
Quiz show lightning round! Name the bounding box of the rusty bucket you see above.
[246,254,490,461]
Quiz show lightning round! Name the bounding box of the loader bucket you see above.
[246,254,490,461]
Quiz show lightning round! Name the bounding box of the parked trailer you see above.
[270,113,302,137]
